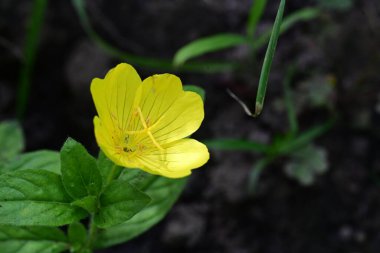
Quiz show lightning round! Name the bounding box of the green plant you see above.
[0,71,206,253]
[205,67,335,192]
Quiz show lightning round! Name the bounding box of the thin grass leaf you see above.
[253,7,320,50]
[71,0,237,73]
[316,0,353,10]
[16,0,48,118]
[204,139,269,153]
[228,0,285,117]
[246,0,268,38]
[276,119,334,155]
[254,0,286,116]
[173,33,248,66]
[283,66,298,135]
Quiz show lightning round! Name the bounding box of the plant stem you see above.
[83,164,119,252]
[105,164,118,186]
[85,215,97,252]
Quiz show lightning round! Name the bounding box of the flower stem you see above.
[105,164,118,186]
[83,164,119,252]
[85,215,97,252]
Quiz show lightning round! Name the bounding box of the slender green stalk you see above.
[246,0,268,38]
[85,215,97,252]
[284,66,298,135]
[17,0,48,118]
[252,7,320,50]
[228,0,285,117]
[254,0,285,116]
[105,164,118,187]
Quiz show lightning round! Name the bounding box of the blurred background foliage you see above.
[1,0,380,252]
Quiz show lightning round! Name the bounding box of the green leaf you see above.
[60,138,102,200]
[68,222,87,250]
[118,170,157,190]
[173,33,248,66]
[0,169,87,226]
[0,225,68,253]
[183,85,206,101]
[204,138,269,153]
[94,180,151,228]
[0,150,60,175]
[0,241,67,253]
[0,121,24,163]
[285,144,328,185]
[254,0,285,116]
[71,195,98,214]
[246,0,268,37]
[96,170,186,248]
[315,0,353,10]
[0,225,67,242]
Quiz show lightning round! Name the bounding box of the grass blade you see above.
[276,120,334,155]
[246,0,268,38]
[253,7,320,50]
[16,0,48,118]
[254,0,286,116]
[173,33,248,66]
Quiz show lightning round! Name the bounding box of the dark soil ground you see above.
[1,0,380,252]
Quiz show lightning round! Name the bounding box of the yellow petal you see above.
[134,78,204,145]
[134,138,209,178]
[91,63,142,132]
[138,74,183,128]
[150,91,204,144]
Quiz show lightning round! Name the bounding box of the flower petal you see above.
[91,63,142,132]
[135,138,209,178]
[150,91,204,144]
[138,74,183,129]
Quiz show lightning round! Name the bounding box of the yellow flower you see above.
[91,63,209,178]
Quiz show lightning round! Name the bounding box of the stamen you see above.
[136,107,164,151]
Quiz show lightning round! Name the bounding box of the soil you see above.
[1,0,380,252]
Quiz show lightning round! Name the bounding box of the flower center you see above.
[120,106,163,157]
[122,135,136,153]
